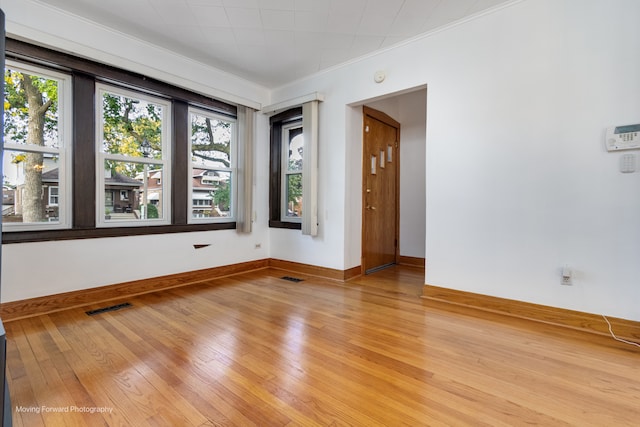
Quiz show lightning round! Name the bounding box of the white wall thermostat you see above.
[605,123,640,151]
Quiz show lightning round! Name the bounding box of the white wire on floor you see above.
[602,315,640,348]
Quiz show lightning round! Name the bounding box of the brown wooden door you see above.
[362,106,400,274]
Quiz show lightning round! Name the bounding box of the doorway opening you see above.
[361,106,400,274]
[357,88,427,275]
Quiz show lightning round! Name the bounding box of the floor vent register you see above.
[280,276,304,283]
[86,302,133,316]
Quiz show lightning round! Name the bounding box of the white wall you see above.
[269,0,640,321]
[2,230,266,302]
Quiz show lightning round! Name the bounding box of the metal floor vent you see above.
[281,276,304,283]
[86,302,132,316]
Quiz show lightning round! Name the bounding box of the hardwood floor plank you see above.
[5,266,640,426]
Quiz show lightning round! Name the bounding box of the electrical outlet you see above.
[561,266,572,286]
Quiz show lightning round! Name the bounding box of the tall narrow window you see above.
[268,101,318,235]
[2,61,72,231]
[188,107,236,222]
[96,84,171,226]
[269,107,302,229]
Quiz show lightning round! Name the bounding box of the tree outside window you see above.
[97,84,171,226]
[188,107,236,222]
[2,61,71,230]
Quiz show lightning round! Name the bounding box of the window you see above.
[48,186,59,205]
[3,39,241,243]
[188,107,236,223]
[2,60,72,231]
[269,107,302,229]
[268,102,318,234]
[96,84,171,226]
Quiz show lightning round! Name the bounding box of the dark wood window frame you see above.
[269,107,302,230]
[3,39,237,244]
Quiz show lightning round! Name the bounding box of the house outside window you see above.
[2,60,72,231]
[188,107,237,223]
[96,84,171,226]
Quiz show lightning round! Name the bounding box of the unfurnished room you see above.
[0,0,638,426]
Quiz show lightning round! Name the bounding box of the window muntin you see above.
[96,84,171,227]
[281,122,303,222]
[2,61,72,231]
[188,107,236,223]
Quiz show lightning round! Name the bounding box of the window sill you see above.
[2,222,236,244]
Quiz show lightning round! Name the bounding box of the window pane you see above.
[285,173,302,218]
[2,64,69,230]
[191,113,232,168]
[188,107,236,224]
[287,131,303,172]
[97,84,171,227]
[2,150,61,224]
[191,170,231,219]
[101,91,164,158]
[4,69,60,148]
[103,160,165,221]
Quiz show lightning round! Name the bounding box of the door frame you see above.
[361,105,401,274]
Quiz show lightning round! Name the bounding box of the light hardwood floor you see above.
[4,266,640,426]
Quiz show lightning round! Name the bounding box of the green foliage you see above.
[101,92,163,177]
[4,70,59,145]
[287,173,302,216]
[288,173,302,202]
[211,182,230,212]
[144,203,159,219]
[4,71,236,219]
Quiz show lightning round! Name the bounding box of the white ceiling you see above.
[35,0,513,88]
